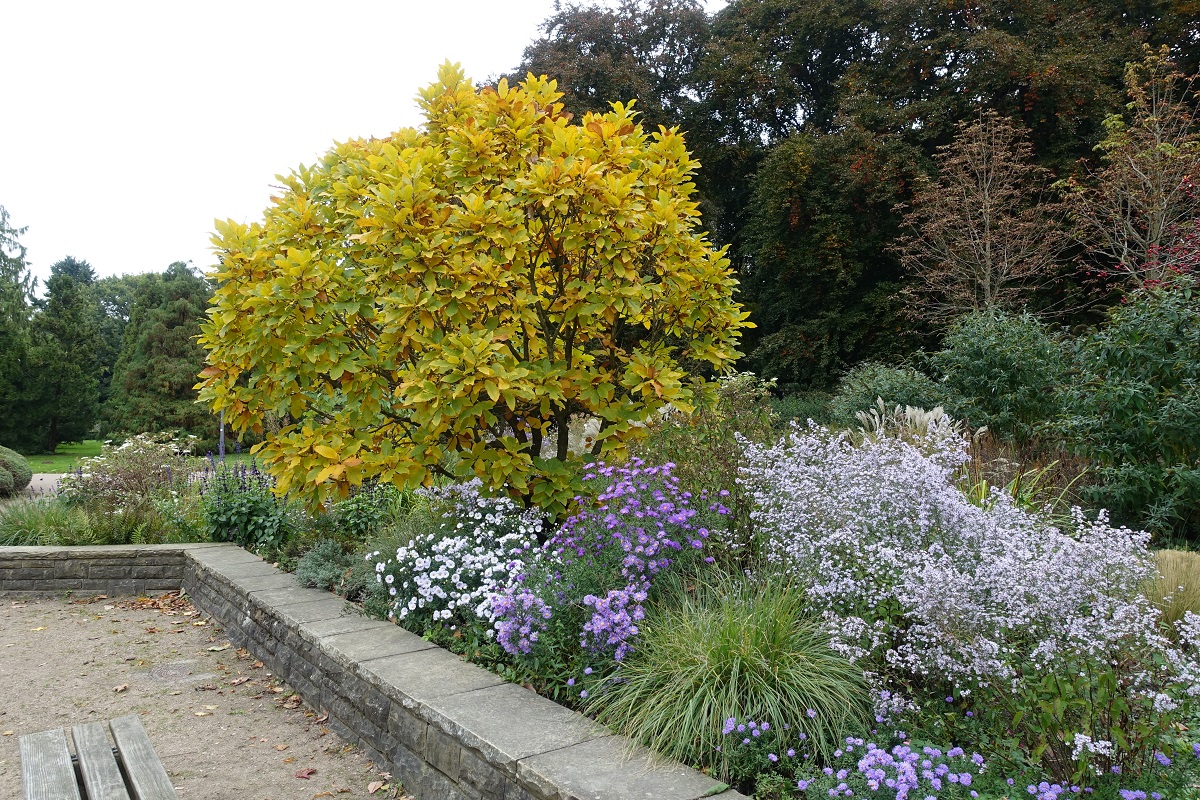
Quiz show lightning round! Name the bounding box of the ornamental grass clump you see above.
[1146,549,1200,637]
[370,479,545,636]
[488,459,723,689]
[741,420,1200,787]
[585,577,869,780]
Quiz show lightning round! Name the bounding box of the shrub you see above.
[630,372,777,570]
[1059,276,1200,538]
[198,460,290,553]
[930,310,1067,443]
[197,63,749,514]
[370,480,545,637]
[740,421,1200,785]
[488,459,723,700]
[828,362,959,428]
[0,467,14,497]
[585,577,869,781]
[58,432,196,509]
[1148,549,1200,636]
[0,444,32,493]
[771,391,834,428]
[328,482,403,541]
[295,539,379,604]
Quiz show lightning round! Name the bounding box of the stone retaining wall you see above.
[0,543,221,597]
[0,544,747,800]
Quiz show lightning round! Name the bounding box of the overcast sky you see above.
[1,1,723,290]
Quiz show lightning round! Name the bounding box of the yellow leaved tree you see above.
[197,63,749,513]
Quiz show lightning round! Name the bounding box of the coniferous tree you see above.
[0,206,36,451]
[105,262,213,441]
[22,259,103,452]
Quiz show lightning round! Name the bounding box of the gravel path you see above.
[0,593,409,799]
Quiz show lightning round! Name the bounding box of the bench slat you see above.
[72,723,132,800]
[109,716,178,800]
[18,728,82,800]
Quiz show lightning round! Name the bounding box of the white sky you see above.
[2,0,723,291]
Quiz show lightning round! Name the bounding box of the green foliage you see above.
[585,576,870,778]
[770,391,834,428]
[0,467,12,497]
[930,311,1068,444]
[0,499,93,546]
[0,495,197,547]
[631,372,778,570]
[0,444,32,493]
[1059,277,1200,538]
[329,482,404,541]
[0,205,35,451]
[105,263,215,445]
[739,131,922,387]
[18,259,104,453]
[294,539,379,604]
[507,0,709,134]
[198,460,291,553]
[199,63,749,514]
[828,361,959,427]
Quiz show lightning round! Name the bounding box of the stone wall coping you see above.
[0,543,748,800]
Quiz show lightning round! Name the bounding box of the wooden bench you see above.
[19,715,179,800]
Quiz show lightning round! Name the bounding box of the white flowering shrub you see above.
[59,432,197,508]
[741,421,1200,785]
[368,480,544,633]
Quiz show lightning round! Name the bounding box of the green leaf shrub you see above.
[0,444,32,494]
[295,539,380,605]
[0,468,13,497]
[198,460,291,553]
[584,576,869,783]
[770,391,834,428]
[828,361,960,428]
[1059,277,1200,538]
[930,310,1067,444]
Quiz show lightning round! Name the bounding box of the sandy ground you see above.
[17,474,60,500]
[0,593,410,799]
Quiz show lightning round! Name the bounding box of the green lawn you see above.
[23,441,259,475]
[22,440,103,474]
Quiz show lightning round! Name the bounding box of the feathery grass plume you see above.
[585,575,869,777]
[1147,549,1200,636]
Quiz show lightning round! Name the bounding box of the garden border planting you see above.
[0,543,747,800]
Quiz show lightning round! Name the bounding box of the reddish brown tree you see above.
[1063,46,1200,286]
[894,110,1065,323]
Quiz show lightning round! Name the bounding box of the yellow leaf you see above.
[313,445,339,460]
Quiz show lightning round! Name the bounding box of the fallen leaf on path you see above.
[206,644,230,652]
[30,626,47,632]
[194,711,211,717]
[313,794,334,799]
[192,620,207,626]
[295,767,317,779]
[270,686,286,693]
[229,677,250,686]
[275,744,289,751]
[2,731,13,736]
[103,605,114,610]
[315,713,328,723]
[113,684,128,693]
[203,704,218,710]
[367,781,385,794]
[252,660,264,669]
[282,756,296,764]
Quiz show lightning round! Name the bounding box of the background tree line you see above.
[0,211,215,455]
[507,0,1199,387]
